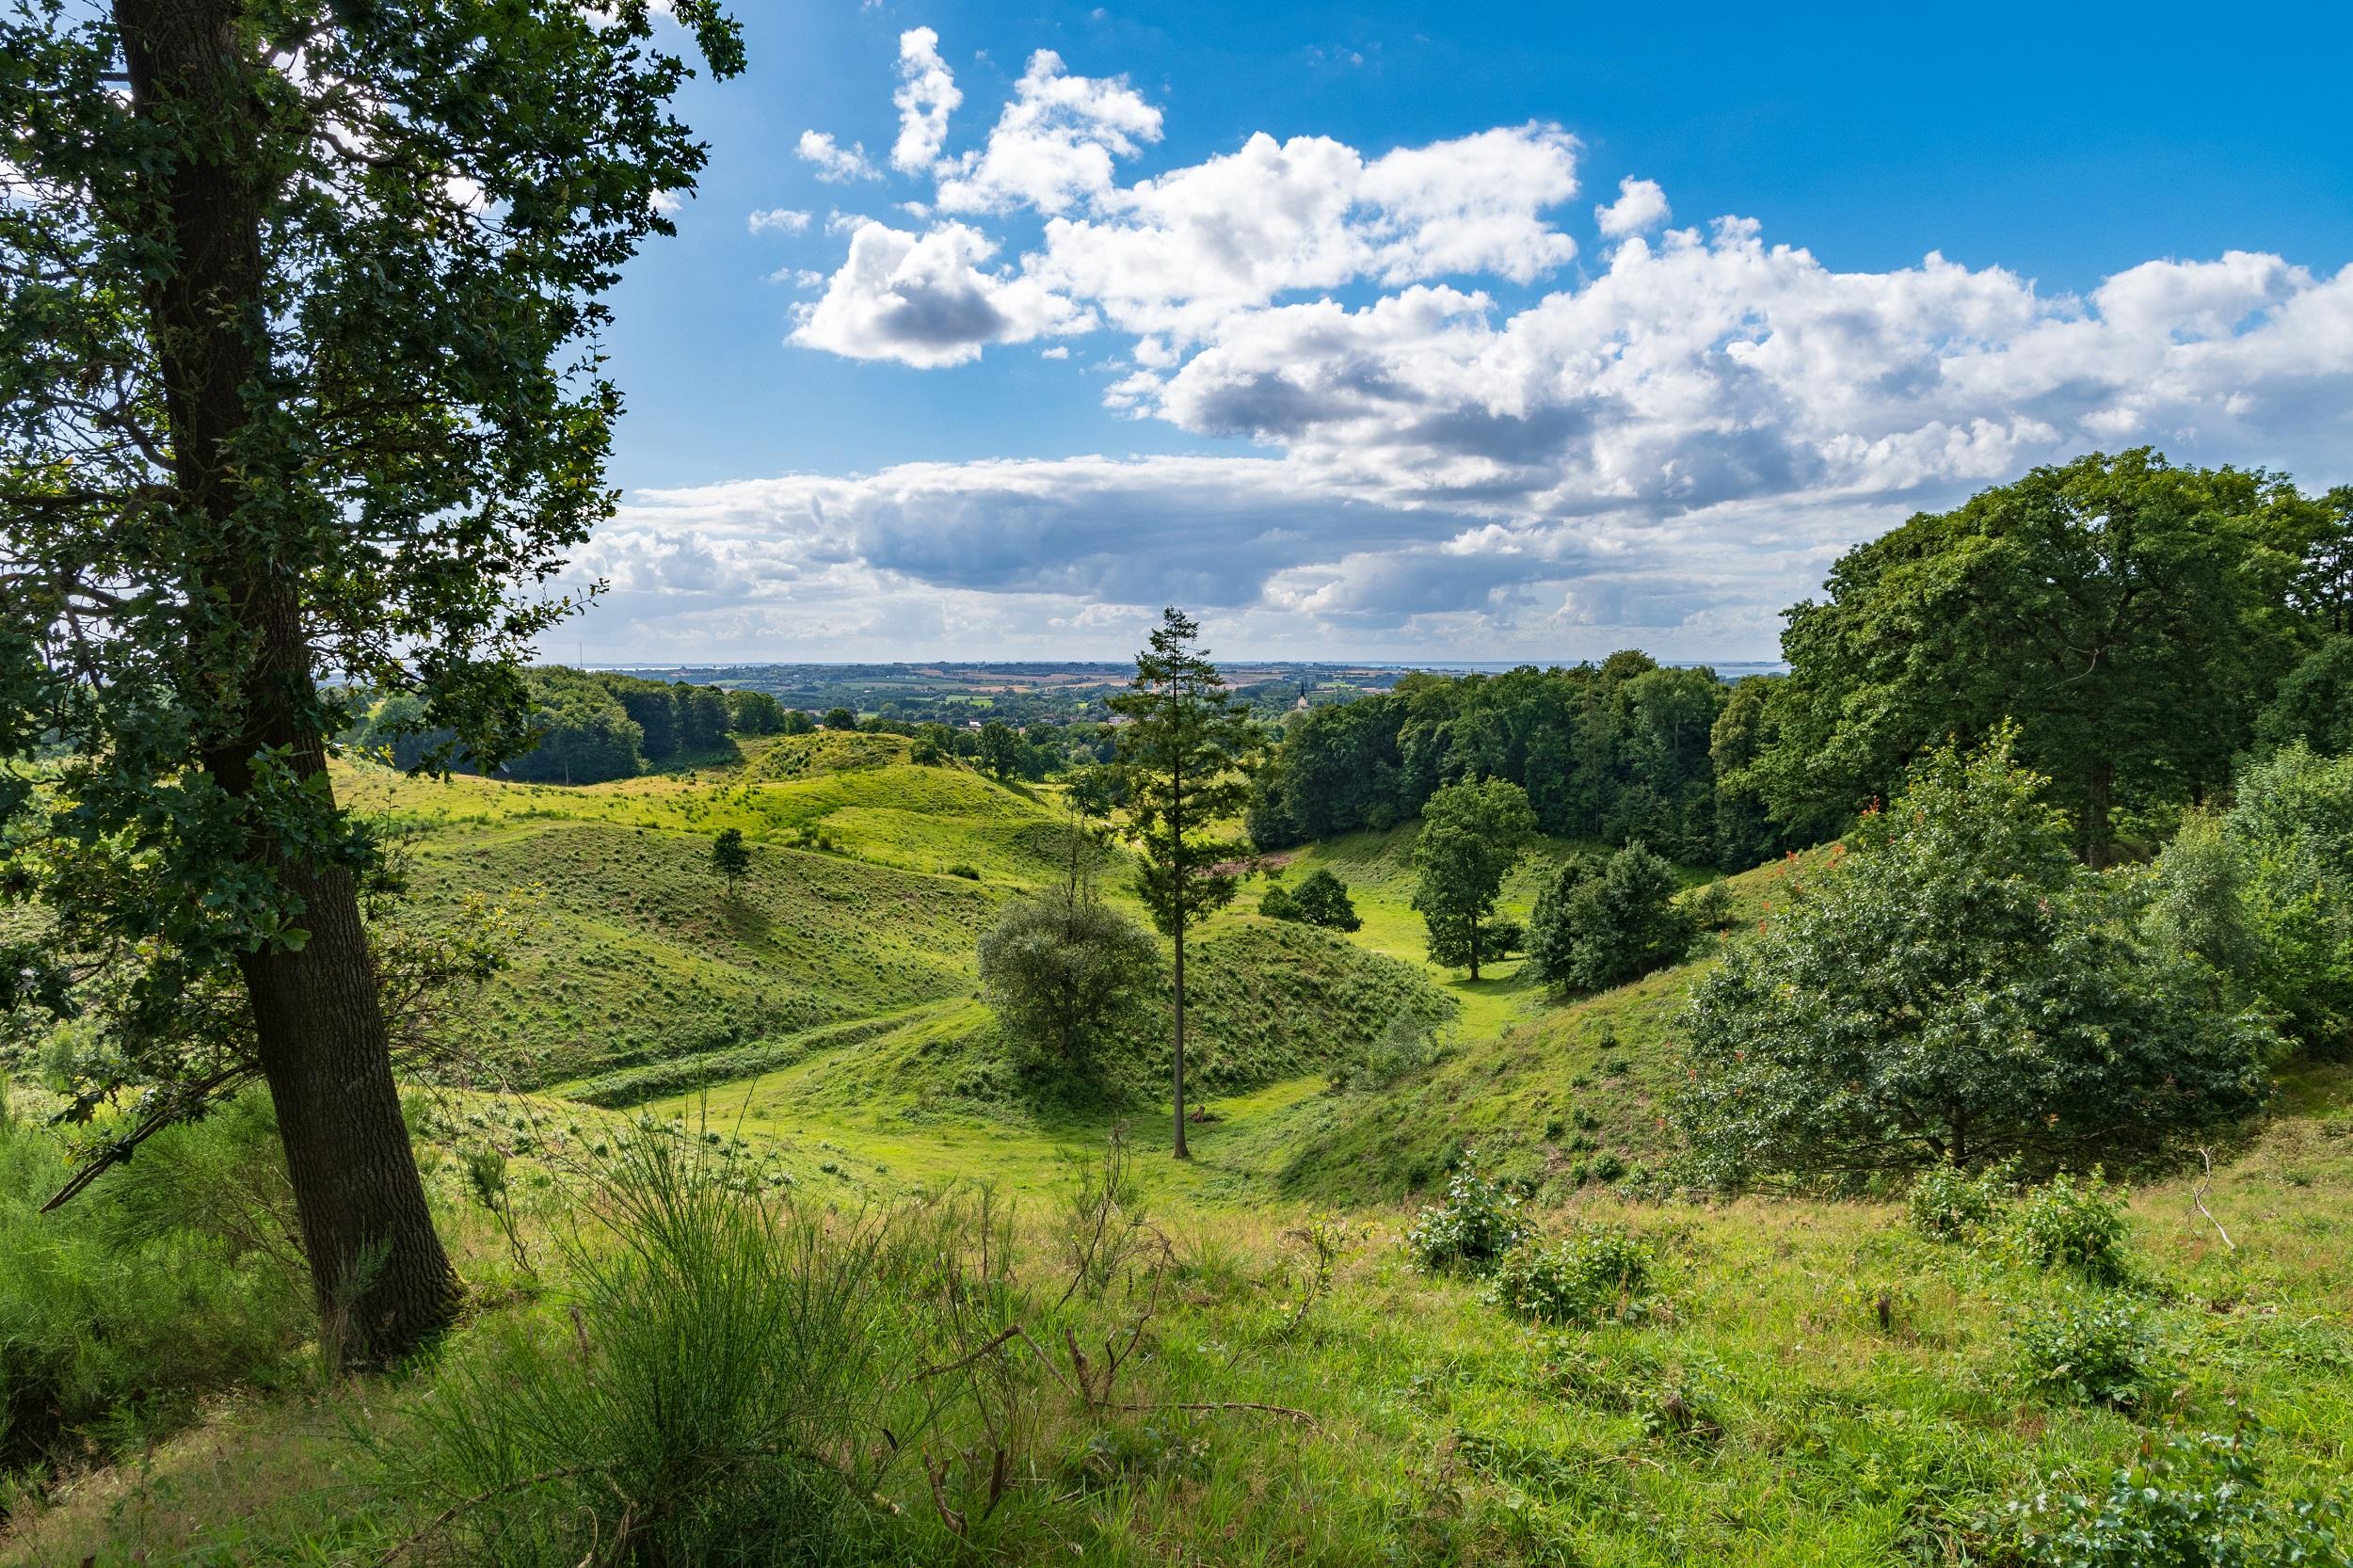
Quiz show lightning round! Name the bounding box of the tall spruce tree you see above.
[0,0,741,1360]
[1110,608,1256,1159]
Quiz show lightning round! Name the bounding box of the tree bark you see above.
[118,0,458,1362]
[1171,904,1188,1160]
[2084,757,2114,870]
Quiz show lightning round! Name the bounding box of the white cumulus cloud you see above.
[933,49,1163,215]
[890,26,961,172]
[796,130,879,183]
[1595,176,1670,237]
[790,219,1095,367]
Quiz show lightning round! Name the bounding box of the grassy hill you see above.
[11,753,2353,1567]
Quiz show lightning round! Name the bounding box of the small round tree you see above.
[979,897,1161,1077]
[710,827,752,894]
[1677,728,2275,1183]
[1527,843,1693,994]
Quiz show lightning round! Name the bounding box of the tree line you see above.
[1250,454,2352,877]
[348,666,793,784]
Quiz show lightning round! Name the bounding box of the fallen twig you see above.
[2191,1146,2235,1252]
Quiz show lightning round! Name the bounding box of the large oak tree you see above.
[1740,451,2325,866]
[0,0,740,1359]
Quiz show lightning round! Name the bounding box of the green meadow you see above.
[10,732,2353,1567]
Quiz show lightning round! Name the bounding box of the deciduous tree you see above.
[1411,778,1537,980]
[1679,730,2274,1181]
[0,0,742,1360]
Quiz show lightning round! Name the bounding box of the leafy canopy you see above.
[1526,841,1694,994]
[1678,728,2275,1182]
[1410,777,1537,979]
[1740,451,2326,863]
[0,0,742,1095]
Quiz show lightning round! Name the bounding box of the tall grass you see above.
[386,1124,1016,1565]
[0,1090,312,1496]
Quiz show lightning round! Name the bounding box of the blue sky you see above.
[570,0,2353,664]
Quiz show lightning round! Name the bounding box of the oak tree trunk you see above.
[118,0,458,1362]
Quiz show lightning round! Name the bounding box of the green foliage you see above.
[2144,809,2265,987]
[0,1095,311,1477]
[2012,1296,2156,1407]
[1906,1159,2011,1241]
[979,892,1160,1077]
[2004,1172,2133,1284]
[711,825,753,888]
[1261,867,1361,931]
[1328,1012,1441,1092]
[1741,451,2326,863]
[2226,744,2353,1050]
[1111,608,1259,943]
[2254,638,2353,758]
[1485,1225,1656,1326]
[1996,1432,2353,1568]
[386,1125,981,1566]
[1403,1148,1530,1275]
[1411,777,1538,979]
[1526,840,1695,994]
[824,708,859,730]
[1247,654,1737,866]
[1679,730,2276,1182]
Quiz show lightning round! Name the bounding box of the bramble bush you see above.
[1403,1148,1529,1275]
[1906,1158,2011,1240]
[1486,1225,1657,1326]
[1995,1431,2353,1568]
[2005,1172,2133,1284]
[2013,1295,2157,1407]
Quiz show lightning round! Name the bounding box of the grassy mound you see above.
[404,822,1001,1085]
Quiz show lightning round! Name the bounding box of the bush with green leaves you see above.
[2013,1295,2157,1407]
[2225,744,2353,1050]
[1527,841,1696,994]
[1995,1431,2353,1568]
[978,887,1160,1075]
[1486,1225,1656,1326]
[1679,729,2276,1183]
[1906,1159,2012,1240]
[0,1092,312,1478]
[1329,1013,1440,1092]
[1261,867,1362,931]
[2005,1172,2132,1284]
[1403,1149,1529,1276]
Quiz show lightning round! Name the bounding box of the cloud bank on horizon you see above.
[584,26,2353,663]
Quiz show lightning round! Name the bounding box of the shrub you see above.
[1329,1012,1439,1092]
[1288,868,1362,931]
[2013,1296,2156,1407]
[1404,1149,1529,1275]
[1487,1226,1656,1326]
[1906,1159,2011,1240]
[2005,1172,2132,1284]
[2226,744,2353,1050]
[978,888,1160,1074]
[1262,868,1361,932]
[947,862,982,880]
[1679,730,2275,1183]
[1995,1431,2353,1568]
[0,1094,312,1478]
